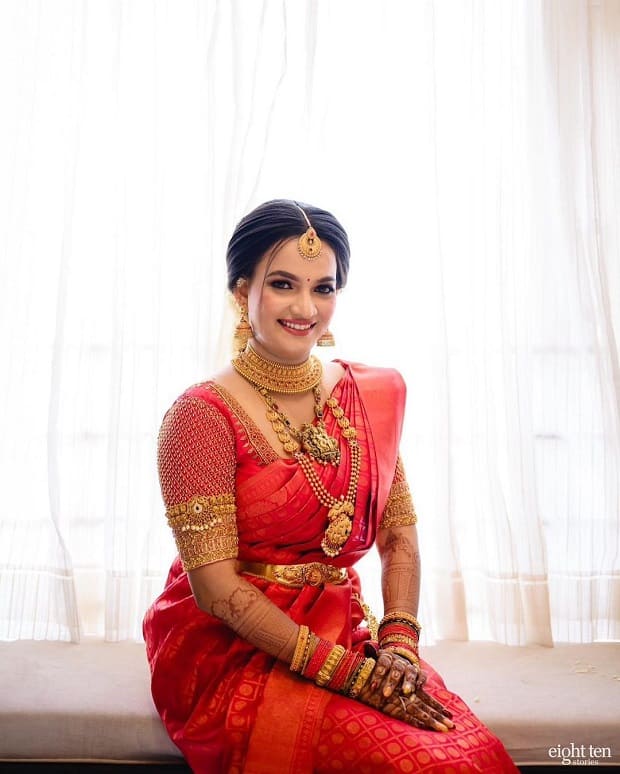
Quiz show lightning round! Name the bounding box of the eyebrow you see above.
[266,269,336,283]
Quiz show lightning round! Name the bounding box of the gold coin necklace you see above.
[231,344,361,557]
[258,389,361,558]
[259,384,341,465]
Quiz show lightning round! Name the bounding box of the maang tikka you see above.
[295,205,322,260]
[294,205,334,346]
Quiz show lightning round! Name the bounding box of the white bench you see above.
[0,640,618,767]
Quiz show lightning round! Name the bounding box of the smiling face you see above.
[235,237,338,364]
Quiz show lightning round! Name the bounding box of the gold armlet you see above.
[379,479,418,529]
[166,493,238,570]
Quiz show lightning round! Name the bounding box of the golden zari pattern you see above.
[379,456,418,529]
[209,383,279,466]
[167,494,238,571]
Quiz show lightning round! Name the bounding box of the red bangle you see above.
[302,638,332,681]
[378,621,419,638]
[328,651,365,693]
[378,621,419,649]
[379,611,422,636]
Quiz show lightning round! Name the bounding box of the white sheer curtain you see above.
[1,0,618,644]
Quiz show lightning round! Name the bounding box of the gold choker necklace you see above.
[232,343,322,394]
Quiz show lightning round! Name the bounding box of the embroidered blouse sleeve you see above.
[378,454,418,529]
[157,395,238,571]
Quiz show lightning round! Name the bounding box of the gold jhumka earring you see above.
[233,305,253,353]
[316,329,336,347]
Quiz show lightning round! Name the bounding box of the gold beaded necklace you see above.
[260,390,361,558]
[231,344,361,558]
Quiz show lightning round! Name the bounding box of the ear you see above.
[233,278,249,307]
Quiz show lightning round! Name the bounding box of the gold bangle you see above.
[386,646,420,666]
[379,633,419,649]
[315,645,346,687]
[348,657,376,698]
[343,658,365,696]
[379,610,422,635]
[301,632,317,673]
[290,625,311,674]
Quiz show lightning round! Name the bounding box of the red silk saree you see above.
[143,363,517,773]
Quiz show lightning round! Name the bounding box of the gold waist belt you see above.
[237,560,348,588]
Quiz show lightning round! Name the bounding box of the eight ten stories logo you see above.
[548,743,613,766]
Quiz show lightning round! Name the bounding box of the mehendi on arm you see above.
[377,456,421,615]
[190,560,299,662]
[377,525,421,615]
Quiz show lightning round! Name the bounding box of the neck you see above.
[248,338,310,367]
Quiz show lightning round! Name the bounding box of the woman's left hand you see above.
[358,650,454,732]
[359,649,423,708]
[398,655,426,697]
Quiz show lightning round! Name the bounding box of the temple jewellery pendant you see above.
[322,499,355,557]
[299,423,341,465]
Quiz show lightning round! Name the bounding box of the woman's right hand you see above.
[383,687,455,732]
[358,651,454,732]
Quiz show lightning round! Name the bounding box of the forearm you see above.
[188,559,298,662]
[377,524,421,616]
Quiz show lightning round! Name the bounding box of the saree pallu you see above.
[143,363,517,773]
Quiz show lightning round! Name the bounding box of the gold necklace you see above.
[232,343,322,394]
[258,385,341,465]
[256,388,361,558]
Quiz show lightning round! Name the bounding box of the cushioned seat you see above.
[0,640,180,764]
[0,640,618,767]
[427,641,620,767]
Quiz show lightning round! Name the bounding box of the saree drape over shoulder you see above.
[143,363,517,773]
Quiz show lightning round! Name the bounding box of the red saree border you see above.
[243,664,332,773]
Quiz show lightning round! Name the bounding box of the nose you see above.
[290,288,317,319]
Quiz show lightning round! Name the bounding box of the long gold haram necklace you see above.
[231,344,361,558]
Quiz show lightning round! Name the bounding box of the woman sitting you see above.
[143,199,518,773]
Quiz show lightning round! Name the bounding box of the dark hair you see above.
[226,199,350,291]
